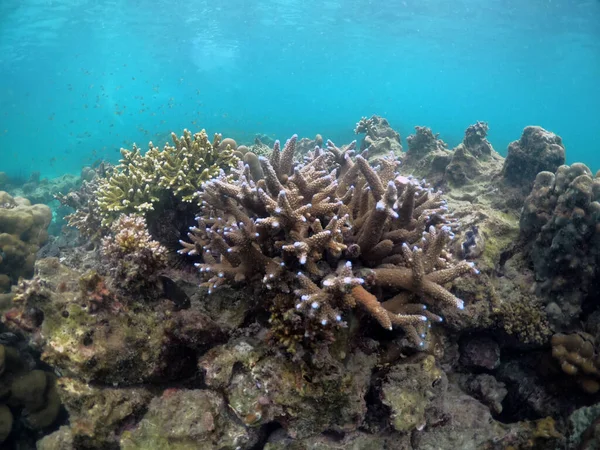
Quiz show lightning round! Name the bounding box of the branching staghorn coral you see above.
[95,129,239,226]
[180,136,477,347]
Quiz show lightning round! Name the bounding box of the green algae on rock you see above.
[120,389,258,450]
[200,338,376,439]
[55,377,153,449]
[3,258,216,385]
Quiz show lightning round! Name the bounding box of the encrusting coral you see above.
[180,135,478,347]
[95,129,239,226]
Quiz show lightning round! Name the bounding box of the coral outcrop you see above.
[502,126,566,191]
[181,136,477,348]
[0,191,52,293]
[400,122,504,194]
[355,115,403,159]
[406,126,449,160]
[95,129,239,226]
[444,121,502,188]
[3,258,222,386]
[520,163,600,328]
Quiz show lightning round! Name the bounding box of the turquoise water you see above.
[1,0,599,179]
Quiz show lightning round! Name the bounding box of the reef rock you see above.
[200,338,376,438]
[56,377,153,449]
[381,354,447,433]
[402,126,452,187]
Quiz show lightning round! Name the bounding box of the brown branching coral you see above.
[180,136,477,347]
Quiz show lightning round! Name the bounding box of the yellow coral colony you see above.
[95,129,239,226]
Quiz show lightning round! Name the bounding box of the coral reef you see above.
[0,191,52,293]
[95,129,239,226]
[6,119,599,449]
[502,126,566,191]
[520,163,600,329]
[181,135,477,348]
[4,172,80,206]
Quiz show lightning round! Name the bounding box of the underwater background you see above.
[1,0,599,179]
[4,1,600,449]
